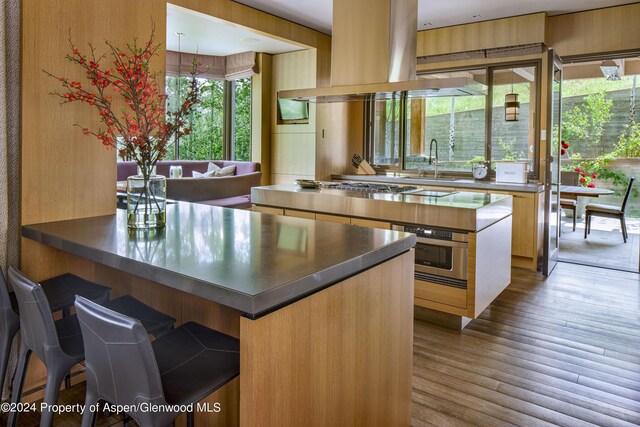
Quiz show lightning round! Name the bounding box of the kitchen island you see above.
[252,184,513,328]
[333,174,545,271]
[22,202,416,426]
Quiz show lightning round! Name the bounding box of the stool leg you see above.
[41,367,68,427]
[572,208,576,231]
[0,328,17,397]
[8,345,31,427]
[81,393,99,427]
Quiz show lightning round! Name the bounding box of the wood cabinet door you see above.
[316,213,351,224]
[511,193,535,258]
[284,209,316,219]
[253,205,284,216]
[350,218,392,229]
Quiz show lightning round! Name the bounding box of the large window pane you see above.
[405,70,487,173]
[164,76,251,161]
[371,96,402,167]
[165,76,224,160]
[491,66,536,171]
[233,77,252,161]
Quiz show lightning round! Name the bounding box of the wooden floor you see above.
[3,262,640,426]
[412,262,640,427]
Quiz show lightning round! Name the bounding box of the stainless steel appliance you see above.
[392,224,468,288]
[324,182,418,193]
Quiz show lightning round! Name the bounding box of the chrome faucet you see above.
[428,138,439,179]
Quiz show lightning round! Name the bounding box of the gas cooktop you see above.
[324,182,418,194]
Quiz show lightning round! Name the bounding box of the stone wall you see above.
[425,88,638,164]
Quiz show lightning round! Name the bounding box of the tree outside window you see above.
[164,76,251,161]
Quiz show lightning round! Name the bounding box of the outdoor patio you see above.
[559,215,640,271]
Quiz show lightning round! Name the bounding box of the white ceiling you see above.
[233,0,637,34]
[166,4,304,56]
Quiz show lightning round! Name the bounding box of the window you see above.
[365,63,539,177]
[490,66,537,171]
[369,94,403,167]
[164,76,252,161]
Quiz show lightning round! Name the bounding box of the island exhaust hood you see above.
[278,0,486,103]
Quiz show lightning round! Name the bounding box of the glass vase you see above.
[126,174,167,229]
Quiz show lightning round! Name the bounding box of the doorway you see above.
[556,55,640,272]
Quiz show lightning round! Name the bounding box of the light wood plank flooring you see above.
[413,262,640,427]
[3,262,639,426]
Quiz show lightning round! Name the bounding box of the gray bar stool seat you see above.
[40,273,111,316]
[75,296,240,427]
[7,267,176,427]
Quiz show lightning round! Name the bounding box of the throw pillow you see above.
[193,169,218,178]
[207,162,221,173]
[216,165,236,177]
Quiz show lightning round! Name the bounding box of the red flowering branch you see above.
[44,26,202,180]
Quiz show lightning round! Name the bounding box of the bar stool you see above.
[75,296,240,427]
[0,268,111,398]
[7,266,176,427]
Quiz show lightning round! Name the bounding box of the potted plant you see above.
[46,28,201,228]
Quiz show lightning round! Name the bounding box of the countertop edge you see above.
[332,174,544,193]
[22,220,416,317]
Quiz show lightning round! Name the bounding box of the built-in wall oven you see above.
[392,224,468,288]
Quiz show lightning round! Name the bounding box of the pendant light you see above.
[504,69,520,122]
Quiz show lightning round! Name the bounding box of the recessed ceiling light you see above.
[242,37,260,44]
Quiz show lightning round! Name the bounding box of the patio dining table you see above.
[558,185,615,200]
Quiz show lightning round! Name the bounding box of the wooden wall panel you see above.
[331,0,391,85]
[271,49,317,133]
[21,0,166,226]
[271,50,318,182]
[271,133,315,176]
[548,3,640,57]
[315,102,364,180]
[417,13,546,58]
[251,53,272,185]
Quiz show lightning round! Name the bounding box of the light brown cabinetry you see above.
[350,218,392,229]
[253,206,284,216]
[316,213,351,224]
[511,193,537,259]
[491,190,543,271]
[414,280,467,311]
[284,209,316,219]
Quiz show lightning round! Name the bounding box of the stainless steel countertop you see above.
[332,174,544,193]
[22,202,415,318]
[252,184,513,231]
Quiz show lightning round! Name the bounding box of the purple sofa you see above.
[117,160,262,209]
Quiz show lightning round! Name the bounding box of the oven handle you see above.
[415,237,468,248]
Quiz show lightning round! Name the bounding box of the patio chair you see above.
[559,171,579,234]
[584,177,635,243]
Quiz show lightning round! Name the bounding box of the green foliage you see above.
[615,121,640,158]
[165,76,251,161]
[561,91,613,154]
[561,75,636,98]
[234,78,252,161]
[496,138,526,161]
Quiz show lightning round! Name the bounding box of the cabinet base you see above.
[414,305,472,330]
